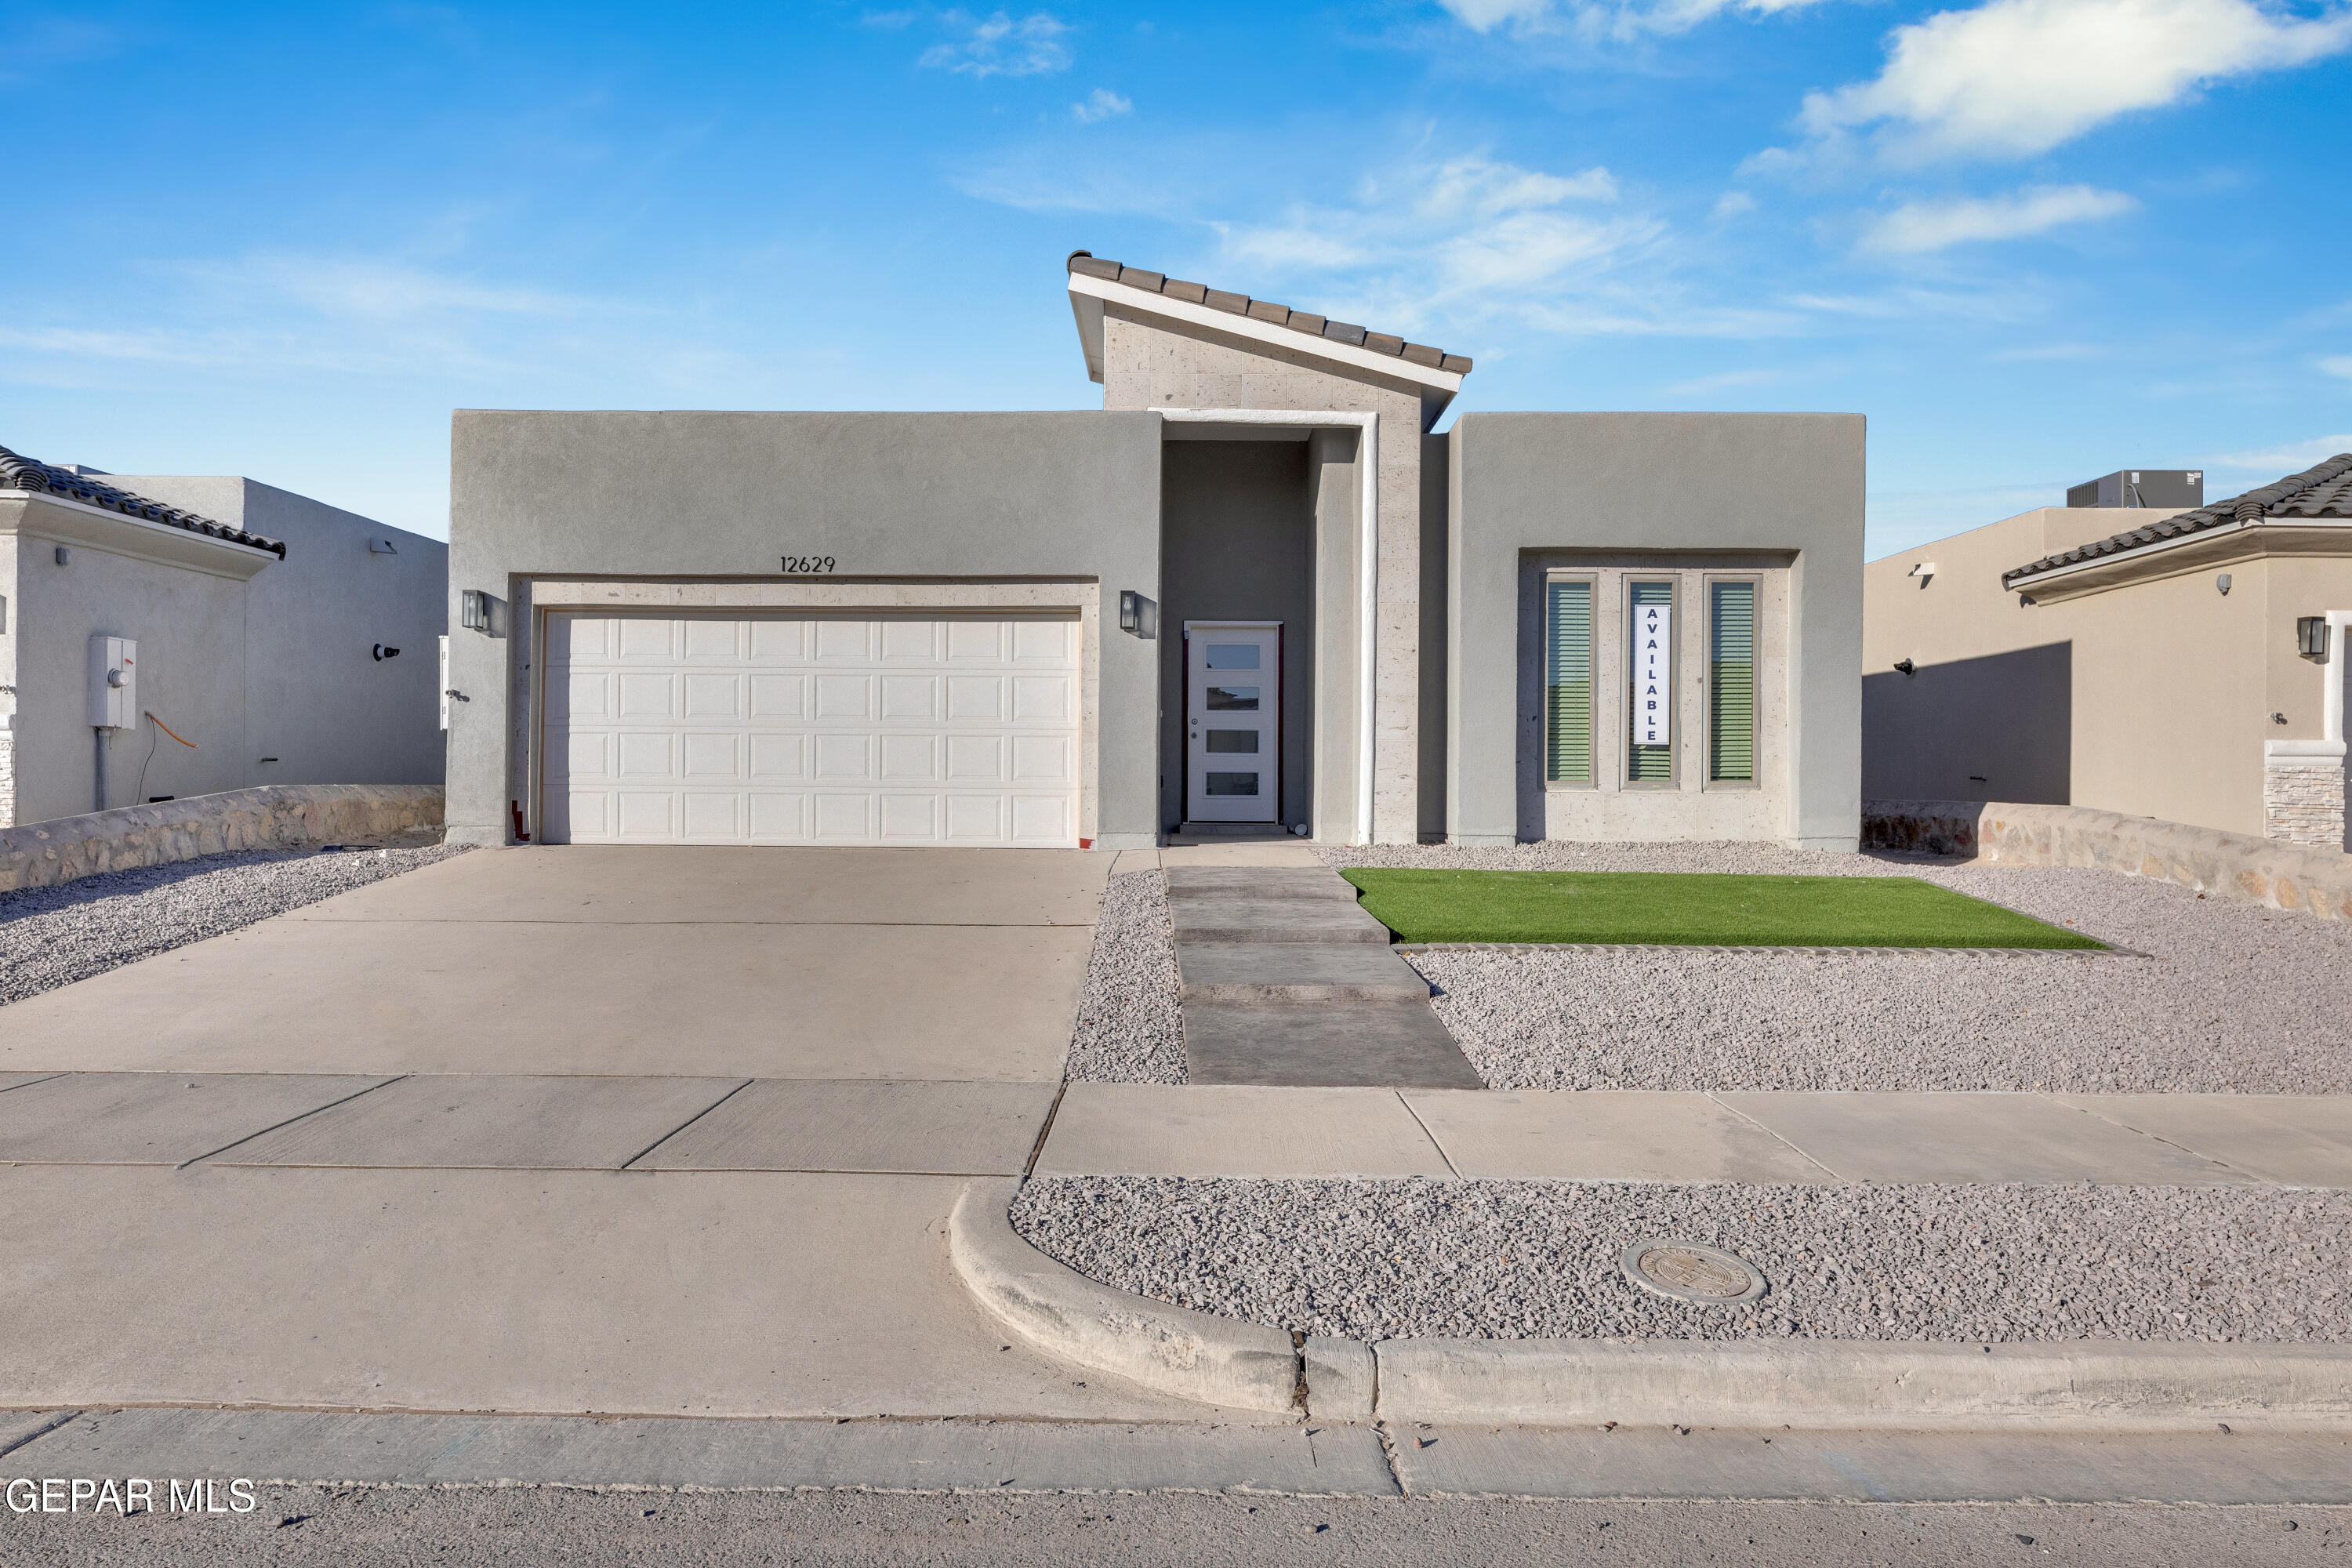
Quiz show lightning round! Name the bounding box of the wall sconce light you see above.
[1893,659,1916,676]
[1907,561,1936,586]
[461,590,492,633]
[2297,616,2331,662]
[2216,573,2232,596]
[2018,594,2038,607]
[373,644,401,662]
[1118,590,1159,640]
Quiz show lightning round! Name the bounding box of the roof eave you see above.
[1067,271,1465,406]
[2003,515,2352,592]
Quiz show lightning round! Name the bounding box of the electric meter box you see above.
[88,634,136,728]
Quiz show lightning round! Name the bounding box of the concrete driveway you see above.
[0,845,1103,1078]
[0,845,1261,1425]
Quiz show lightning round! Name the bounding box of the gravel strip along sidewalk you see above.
[1013,1176,2352,1345]
[1064,869,1185,1083]
[1321,842,2352,1093]
[0,838,471,1007]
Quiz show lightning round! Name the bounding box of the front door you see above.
[1185,624,1279,823]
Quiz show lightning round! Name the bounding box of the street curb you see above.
[947,1181,1301,1415]
[1374,1338,2352,1431]
[971,1185,2352,1428]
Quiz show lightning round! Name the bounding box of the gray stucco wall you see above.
[105,477,448,793]
[447,410,1164,847]
[1447,412,1864,849]
[1159,440,1316,829]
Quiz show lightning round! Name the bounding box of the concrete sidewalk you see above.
[1034,1083,2352,1187]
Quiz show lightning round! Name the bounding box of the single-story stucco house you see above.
[0,448,448,827]
[1863,453,2352,849]
[445,252,1864,851]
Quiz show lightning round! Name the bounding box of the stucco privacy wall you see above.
[1864,797,2352,922]
[108,477,448,793]
[2,492,270,826]
[1449,412,1866,849]
[0,783,442,894]
[1101,308,1428,843]
[446,411,1163,848]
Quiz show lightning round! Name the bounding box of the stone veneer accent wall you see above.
[1864,797,2352,922]
[0,783,442,894]
[2264,741,2350,849]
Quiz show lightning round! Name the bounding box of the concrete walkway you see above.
[1034,1083,2352,1187]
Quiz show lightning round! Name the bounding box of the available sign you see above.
[1634,601,1671,746]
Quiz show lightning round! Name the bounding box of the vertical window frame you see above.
[1704,575,1761,789]
[1624,577,1677,788]
[1543,573,1598,788]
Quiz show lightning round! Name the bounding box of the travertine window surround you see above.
[1101,306,1428,844]
[510,578,1102,844]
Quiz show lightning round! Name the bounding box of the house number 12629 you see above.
[780,555,836,573]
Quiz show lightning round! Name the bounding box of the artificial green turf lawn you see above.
[1341,869,2107,949]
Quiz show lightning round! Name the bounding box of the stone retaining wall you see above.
[1863,799,2352,923]
[0,784,445,895]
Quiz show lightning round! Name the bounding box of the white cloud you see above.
[918,10,1071,78]
[1858,184,2136,254]
[2209,434,2352,472]
[1711,191,1757,220]
[1799,0,2352,162]
[1072,87,1130,123]
[2319,355,2352,379]
[1440,0,1841,41]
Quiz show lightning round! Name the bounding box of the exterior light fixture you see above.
[461,590,492,633]
[2298,616,2331,662]
[1893,659,1916,676]
[1117,590,1158,640]
[2216,573,2232,596]
[1907,561,1936,585]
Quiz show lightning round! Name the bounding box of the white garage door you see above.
[543,612,1081,847]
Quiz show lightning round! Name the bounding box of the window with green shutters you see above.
[1709,580,1756,783]
[1545,579,1593,785]
[1626,580,1675,783]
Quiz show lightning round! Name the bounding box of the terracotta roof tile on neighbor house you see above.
[1067,252,1472,376]
[2003,451,2352,586]
[0,444,286,557]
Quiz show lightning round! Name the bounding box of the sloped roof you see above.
[0,445,285,557]
[2004,452,2352,586]
[1066,252,1472,376]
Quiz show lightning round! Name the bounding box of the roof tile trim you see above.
[2002,452,2352,586]
[0,445,287,557]
[1069,251,1471,376]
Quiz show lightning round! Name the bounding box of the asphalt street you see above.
[4,1487,2345,1566]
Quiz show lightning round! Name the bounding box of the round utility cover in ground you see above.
[1621,1239,1766,1305]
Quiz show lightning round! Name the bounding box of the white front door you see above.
[1185,624,1279,823]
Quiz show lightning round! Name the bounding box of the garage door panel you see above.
[749,733,807,779]
[748,793,810,840]
[750,674,805,718]
[880,734,938,781]
[546,612,1079,848]
[815,674,871,718]
[1011,676,1071,723]
[814,621,870,661]
[618,620,677,660]
[814,732,871,780]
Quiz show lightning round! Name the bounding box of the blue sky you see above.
[2,1,2347,556]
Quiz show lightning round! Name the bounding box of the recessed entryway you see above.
[1185,622,1279,825]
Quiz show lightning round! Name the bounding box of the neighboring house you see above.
[1863,455,2352,848]
[445,252,1863,851]
[0,448,448,828]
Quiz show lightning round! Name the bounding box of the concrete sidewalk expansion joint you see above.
[954,1183,2352,1430]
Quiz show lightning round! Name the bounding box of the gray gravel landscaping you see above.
[1013,1175,2352,1345]
[1320,842,2352,1094]
[1065,869,1185,1082]
[0,837,470,1007]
